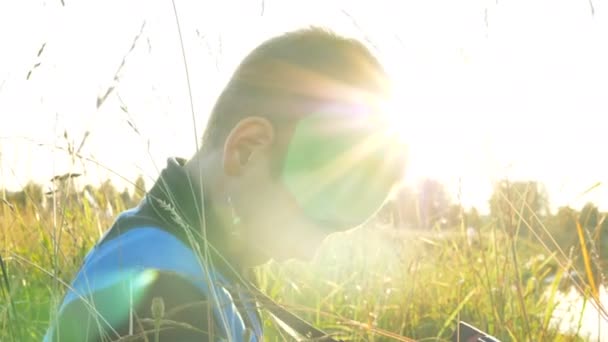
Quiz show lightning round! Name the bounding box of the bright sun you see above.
[382,78,495,211]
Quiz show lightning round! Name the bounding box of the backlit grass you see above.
[1,188,602,341]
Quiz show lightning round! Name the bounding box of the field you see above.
[1,183,603,341]
[3,0,607,340]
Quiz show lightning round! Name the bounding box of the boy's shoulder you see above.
[46,208,261,341]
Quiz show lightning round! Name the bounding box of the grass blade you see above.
[436,287,477,339]
[575,220,598,300]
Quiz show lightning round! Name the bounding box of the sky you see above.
[1,0,607,214]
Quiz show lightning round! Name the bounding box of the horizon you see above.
[1,0,607,215]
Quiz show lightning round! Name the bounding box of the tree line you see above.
[379,178,608,276]
[3,176,607,265]
[1,174,146,216]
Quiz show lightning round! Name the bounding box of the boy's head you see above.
[200,27,405,262]
[202,27,390,152]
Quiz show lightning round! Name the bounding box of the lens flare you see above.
[281,108,406,228]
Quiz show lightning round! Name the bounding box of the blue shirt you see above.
[45,158,263,341]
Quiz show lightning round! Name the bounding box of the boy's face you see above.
[223,106,405,263]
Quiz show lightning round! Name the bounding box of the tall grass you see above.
[2,7,605,339]
[4,1,606,340]
[0,185,602,341]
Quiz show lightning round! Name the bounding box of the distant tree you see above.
[22,181,44,209]
[465,207,482,229]
[599,212,608,263]
[548,206,578,250]
[133,175,146,202]
[3,182,44,210]
[4,190,26,209]
[391,186,419,228]
[22,182,42,203]
[120,188,132,208]
[378,185,427,229]
[580,202,599,229]
[489,180,549,236]
[98,180,117,200]
[446,204,463,229]
[417,179,451,229]
[549,205,607,281]
[97,179,118,211]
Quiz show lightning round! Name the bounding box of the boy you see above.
[46,27,405,341]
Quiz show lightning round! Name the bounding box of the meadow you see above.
[1,179,605,341]
[4,0,607,340]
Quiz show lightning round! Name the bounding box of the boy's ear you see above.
[223,117,275,176]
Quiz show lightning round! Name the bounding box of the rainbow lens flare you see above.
[281,107,405,228]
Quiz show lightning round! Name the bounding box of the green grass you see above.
[0,192,600,341]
